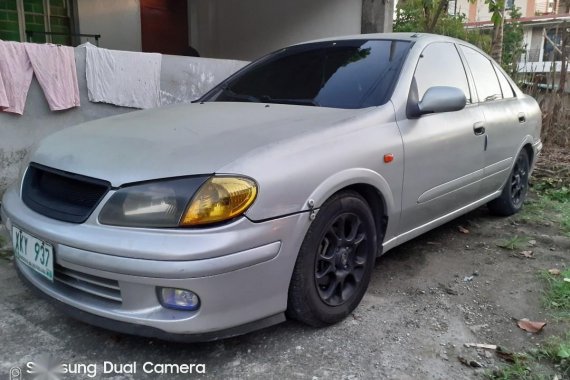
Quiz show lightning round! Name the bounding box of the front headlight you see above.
[98,176,257,228]
[180,177,257,226]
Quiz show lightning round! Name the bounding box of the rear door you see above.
[397,42,486,234]
[458,45,524,195]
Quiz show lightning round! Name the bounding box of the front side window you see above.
[459,45,503,102]
[204,40,412,109]
[413,42,471,103]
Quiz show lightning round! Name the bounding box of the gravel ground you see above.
[1,198,569,379]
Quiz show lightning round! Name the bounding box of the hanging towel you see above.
[0,41,34,115]
[84,43,161,109]
[0,68,8,111]
[24,43,80,111]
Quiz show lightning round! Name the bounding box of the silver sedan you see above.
[1,33,542,341]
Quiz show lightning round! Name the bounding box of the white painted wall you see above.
[75,0,361,59]
[76,0,142,51]
[189,0,363,60]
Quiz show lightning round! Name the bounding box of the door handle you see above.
[473,122,486,136]
[518,112,526,123]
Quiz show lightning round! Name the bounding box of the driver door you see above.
[396,42,486,234]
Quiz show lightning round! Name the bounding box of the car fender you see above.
[305,168,396,219]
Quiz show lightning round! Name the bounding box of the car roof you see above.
[302,32,449,43]
[299,32,463,47]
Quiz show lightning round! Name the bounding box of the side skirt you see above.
[381,190,502,254]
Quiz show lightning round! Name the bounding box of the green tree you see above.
[486,0,506,63]
[394,0,491,52]
[502,7,526,76]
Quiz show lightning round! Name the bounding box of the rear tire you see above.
[488,149,530,216]
[286,191,377,327]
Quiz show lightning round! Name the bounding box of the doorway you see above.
[140,0,189,55]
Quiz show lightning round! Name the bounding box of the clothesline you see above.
[0,40,249,116]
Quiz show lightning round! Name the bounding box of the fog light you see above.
[157,288,200,311]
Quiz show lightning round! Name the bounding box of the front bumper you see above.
[1,184,311,340]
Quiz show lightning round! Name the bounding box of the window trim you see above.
[457,44,504,104]
[406,41,473,118]
[492,64,517,100]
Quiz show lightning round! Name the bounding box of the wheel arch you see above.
[306,169,394,255]
[522,142,534,168]
[342,183,388,256]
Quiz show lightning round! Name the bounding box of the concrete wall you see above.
[75,0,362,59]
[190,0,362,60]
[76,0,142,51]
[0,48,241,196]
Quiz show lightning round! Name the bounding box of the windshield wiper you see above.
[219,87,261,103]
[259,95,319,107]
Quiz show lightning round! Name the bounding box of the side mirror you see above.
[415,86,466,116]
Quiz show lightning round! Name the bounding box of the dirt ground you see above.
[1,184,569,379]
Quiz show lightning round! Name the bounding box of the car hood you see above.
[31,102,364,186]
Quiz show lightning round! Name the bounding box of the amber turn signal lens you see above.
[180,177,258,226]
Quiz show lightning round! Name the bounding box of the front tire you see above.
[488,149,530,216]
[287,191,377,327]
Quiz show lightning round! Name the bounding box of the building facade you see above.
[460,0,569,91]
[0,0,373,61]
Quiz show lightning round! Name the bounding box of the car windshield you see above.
[203,39,412,109]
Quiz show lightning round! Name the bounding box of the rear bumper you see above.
[1,184,311,339]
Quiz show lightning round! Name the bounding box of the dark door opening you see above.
[140,0,188,55]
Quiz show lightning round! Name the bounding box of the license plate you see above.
[12,226,54,282]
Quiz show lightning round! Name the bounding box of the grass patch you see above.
[488,356,532,380]
[488,267,570,379]
[541,268,570,320]
[536,334,570,376]
[488,336,570,379]
[519,182,570,236]
[497,235,529,251]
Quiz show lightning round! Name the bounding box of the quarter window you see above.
[494,66,516,99]
[413,42,471,103]
[459,46,503,102]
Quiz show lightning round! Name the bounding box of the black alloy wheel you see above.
[488,149,530,216]
[314,213,370,306]
[287,191,378,327]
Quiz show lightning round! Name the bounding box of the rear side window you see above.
[413,42,471,103]
[494,66,516,99]
[459,46,502,102]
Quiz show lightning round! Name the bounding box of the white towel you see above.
[84,43,161,109]
[24,43,80,111]
[0,68,8,111]
[0,41,34,115]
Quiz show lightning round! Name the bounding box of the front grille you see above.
[54,264,122,303]
[22,163,110,223]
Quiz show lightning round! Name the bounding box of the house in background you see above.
[456,0,569,91]
[0,0,394,61]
